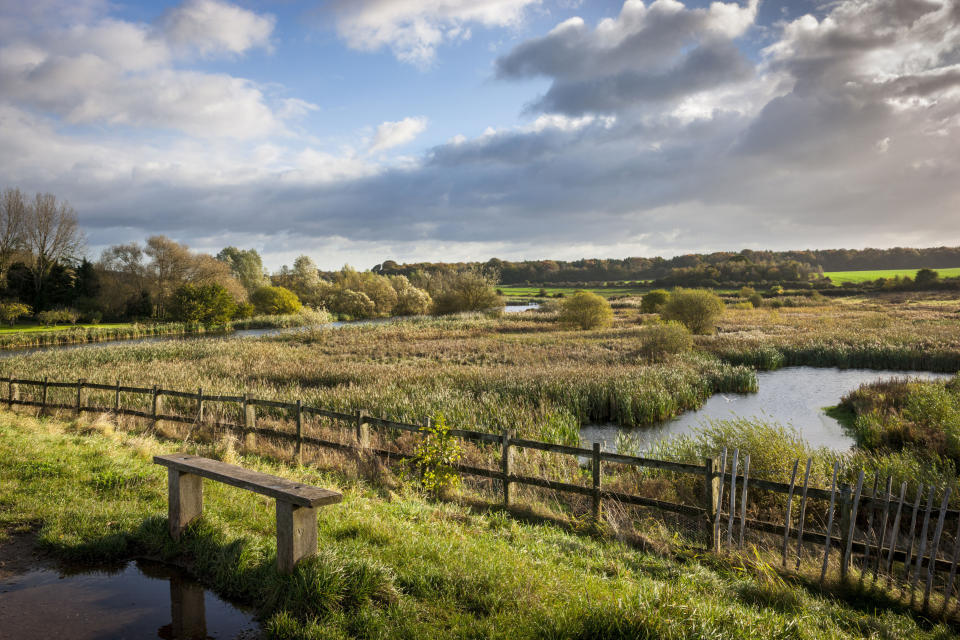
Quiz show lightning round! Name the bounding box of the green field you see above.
[499,285,647,298]
[0,322,131,334]
[823,267,960,284]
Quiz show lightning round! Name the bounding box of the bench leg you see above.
[168,469,203,540]
[276,501,318,574]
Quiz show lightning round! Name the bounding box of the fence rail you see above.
[4,374,960,615]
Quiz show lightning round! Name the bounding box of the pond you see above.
[0,559,259,639]
[580,367,956,453]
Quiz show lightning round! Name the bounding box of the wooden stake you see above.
[939,512,960,616]
[820,461,839,584]
[727,448,739,549]
[712,447,728,553]
[842,470,865,581]
[592,442,602,524]
[795,458,813,570]
[501,429,513,507]
[782,459,800,567]
[903,484,925,584]
[738,454,750,549]
[872,476,893,582]
[861,474,879,578]
[910,485,936,604]
[885,481,908,588]
[295,400,303,464]
[924,486,951,611]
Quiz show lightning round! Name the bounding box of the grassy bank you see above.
[823,268,960,284]
[1,410,954,639]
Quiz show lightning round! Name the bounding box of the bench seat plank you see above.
[154,453,341,508]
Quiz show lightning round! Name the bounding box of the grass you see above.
[823,268,960,284]
[500,285,649,298]
[1,409,956,639]
[0,322,133,334]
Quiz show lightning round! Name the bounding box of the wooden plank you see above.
[861,474,879,575]
[295,400,303,464]
[885,481,908,588]
[738,453,750,549]
[820,461,839,584]
[511,437,592,457]
[924,486,951,610]
[782,459,800,567]
[501,430,513,507]
[904,484,925,583]
[911,485,936,604]
[251,398,296,410]
[795,458,813,570]
[600,452,706,475]
[712,447,728,553]
[448,428,502,444]
[154,453,342,508]
[601,489,704,517]
[592,442,601,522]
[301,405,353,421]
[842,470,865,579]
[727,448,739,549]
[162,389,201,400]
[510,473,594,497]
[873,476,893,581]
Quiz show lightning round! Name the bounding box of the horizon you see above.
[2,0,958,271]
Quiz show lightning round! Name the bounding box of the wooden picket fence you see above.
[4,374,960,615]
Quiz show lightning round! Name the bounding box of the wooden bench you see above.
[154,453,342,573]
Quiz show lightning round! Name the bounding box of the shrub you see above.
[640,289,670,313]
[739,286,756,299]
[731,301,754,310]
[391,276,432,316]
[558,291,613,330]
[748,293,764,307]
[431,269,503,315]
[0,302,31,326]
[233,302,255,319]
[330,289,376,318]
[414,412,462,496]
[661,289,725,335]
[637,321,692,361]
[37,309,77,326]
[168,283,237,326]
[770,285,784,296]
[251,286,302,316]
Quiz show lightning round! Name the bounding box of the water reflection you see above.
[0,559,257,639]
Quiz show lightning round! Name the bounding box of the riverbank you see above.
[0,409,951,639]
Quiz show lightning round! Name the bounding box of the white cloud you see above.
[328,0,540,66]
[161,0,274,57]
[370,116,428,152]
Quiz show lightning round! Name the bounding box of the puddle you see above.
[0,559,259,639]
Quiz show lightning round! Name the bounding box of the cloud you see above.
[161,0,275,57]
[0,0,287,139]
[496,0,759,115]
[327,0,540,66]
[370,116,428,152]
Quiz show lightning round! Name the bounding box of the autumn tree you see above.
[0,187,27,284]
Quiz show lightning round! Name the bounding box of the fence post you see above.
[8,378,17,408]
[704,457,719,524]
[839,484,852,580]
[41,377,48,414]
[592,442,602,524]
[197,387,204,423]
[114,379,120,414]
[355,410,369,450]
[501,429,513,507]
[75,378,84,415]
[152,385,161,429]
[295,400,303,464]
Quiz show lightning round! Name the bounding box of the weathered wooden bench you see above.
[154,453,342,573]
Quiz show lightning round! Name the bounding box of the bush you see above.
[748,293,764,307]
[233,302,255,319]
[168,283,237,326]
[640,289,670,313]
[414,412,462,496]
[36,308,78,326]
[558,291,613,330]
[739,286,756,299]
[431,269,503,315]
[637,321,692,361]
[661,288,725,335]
[330,289,376,318]
[0,302,31,326]
[251,286,302,316]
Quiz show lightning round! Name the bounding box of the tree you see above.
[217,247,268,294]
[0,302,31,326]
[22,192,83,305]
[558,291,613,330]
[98,243,149,320]
[391,276,432,316]
[661,289,725,335]
[145,236,193,317]
[250,286,302,315]
[168,283,236,325]
[640,289,670,313]
[274,256,330,307]
[0,187,27,284]
[430,268,503,315]
[915,268,939,287]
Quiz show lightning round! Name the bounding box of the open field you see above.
[0,322,133,334]
[2,410,954,639]
[823,267,960,284]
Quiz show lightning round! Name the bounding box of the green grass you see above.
[499,285,648,298]
[1,410,954,639]
[822,267,960,284]
[0,322,132,334]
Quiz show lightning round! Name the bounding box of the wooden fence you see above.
[4,374,960,615]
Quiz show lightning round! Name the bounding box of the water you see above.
[504,303,541,313]
[580,367,956,453]
[0,559,259,639]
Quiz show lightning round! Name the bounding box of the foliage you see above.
[429,268,503,315]
[36,308,79,326]
[413,412,462,495]
[391,276,432,316]
[637,320,693,361]
[216,246,268,294]
[168,283,236,326]
[557,290,613,330]
[640,289,670,313]
[329,288,376,318]
[660,288,725,334]
[0,301,31,326]
[251,286,303,316]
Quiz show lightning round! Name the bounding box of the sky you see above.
[1,0,958,270]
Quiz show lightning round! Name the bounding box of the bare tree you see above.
[0,187,27,281]
[24,192,84,294]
